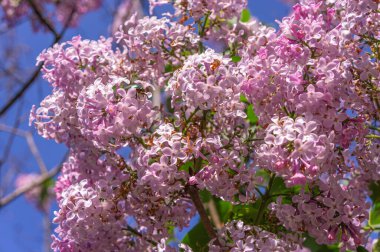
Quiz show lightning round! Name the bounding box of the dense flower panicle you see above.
[168,50,238,111]
[28,0,380,250]
[132,123,192,196]
[115,14,199,87]
[77,77,155,149]
[37,36,117,94]
[149,0,247,21]
[52,179,136,252]
[256,116,335,186]
[1,0,101,30]
[209,221,301,251]
[271,175,369,250]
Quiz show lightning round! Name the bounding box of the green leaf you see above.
[357,246,369,252]
[165,64,173,73]
[240,9,251,23]
[369,202,380,226]
[181,222,210,252]
[373,240,380,252]
[246,104,259,125]
[256,168,270,181]
[239,94,249,104]
[231,55,241,63]
[40,178,54,203]
[179,161,193,173]
[199,189,212,203]
[227,201,260,225]
[303,235,339,252]
[215,199,233,222]
[181,50,192,57]
[369,182,380,202]
[271,176,287,193]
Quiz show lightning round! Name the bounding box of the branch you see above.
[26,0,59,37]
[0,7,75,118]
[187,186,220,244]
[254,174,275,225]
[0,63,43,117]
[122,225,158,246]
[205,199,223,229]
[0,164,62,208]
[0,124,48,173]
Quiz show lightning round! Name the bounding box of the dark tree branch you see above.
[0,164,61,208]
[122,225,158,246]
[0,150,68,208]
[0,8,75,118]
[187,186,220,245]
[26,0,59,37]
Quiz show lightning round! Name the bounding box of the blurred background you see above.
[0,0,291,251]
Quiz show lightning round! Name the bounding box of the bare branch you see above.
[206,199,223,230]
[0,8,76,118]
[0,164,61,208]
[0,124,48,173]
[26,0,59,37]
[122,225,158,246]
[187,186,220,245]
[43,207,52,252]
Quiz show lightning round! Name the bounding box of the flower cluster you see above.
[149,0,247,21]
[257,116,334,186]
[209,221,301,251]
[29,0,380,251]
[115,14,199,87]
[271,175,369,251]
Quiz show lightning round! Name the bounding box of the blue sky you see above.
[0,1,290,251]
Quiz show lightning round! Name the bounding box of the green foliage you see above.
[303,235,339,252]
[199,189,212,202]
[215,200,233,222]
[239,94,249,104]
[356,246,369,252]
[373,240,380,252]
[165,64,173,73]
[231,55,242,63]
[40,177,54,203]
[240,9,251,23]
[181,222,210,252]
[179,161,194,173]
[369,202,380,227]
[369,182,380,228]
[227,201,260,225]
[246,104,259,125]
[369,182,380,202]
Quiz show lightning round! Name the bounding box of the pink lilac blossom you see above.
[115,14,199,87]
[28,0,380,250]
[256,116,335,186]
[149,0,247,21]
[208,221,302,251]
[271,175,369,251]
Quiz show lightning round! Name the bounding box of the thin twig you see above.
[122,225,158,246]
[26,0,59,37]
[206,199,223,229]
[43,206,52,252]
[0,8,75,118]
[0,124,48,173]
[0,164,62,208]
[187,186,220,244]
[254,174,275,225]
